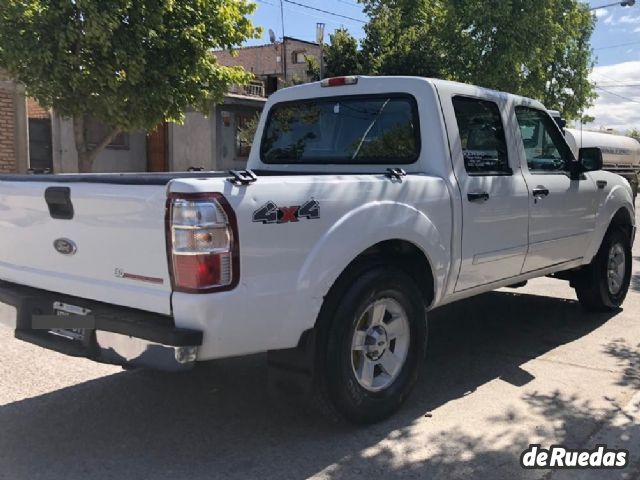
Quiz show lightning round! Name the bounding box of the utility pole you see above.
[280,0,287,85]
[316,23,325,80]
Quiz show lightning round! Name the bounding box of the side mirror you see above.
[578,147,603,172]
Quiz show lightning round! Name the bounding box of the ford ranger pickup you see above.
[0,76,635,423]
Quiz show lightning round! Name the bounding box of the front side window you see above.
[260,95,420,164]
[515,107,573,173]
[452,96,510,175]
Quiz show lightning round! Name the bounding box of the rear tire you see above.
[314,265,427,424]
[574,228,632,312]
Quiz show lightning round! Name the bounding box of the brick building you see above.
[214,37,321,94]
[0,74,28,173]
[0,84,18,173]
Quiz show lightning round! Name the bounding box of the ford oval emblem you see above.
[53,238,77,255]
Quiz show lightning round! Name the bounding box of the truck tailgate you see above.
[0,180,172,314]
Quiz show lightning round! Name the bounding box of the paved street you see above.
[1,212,638,480]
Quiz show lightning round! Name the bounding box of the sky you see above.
[246,0,640,132]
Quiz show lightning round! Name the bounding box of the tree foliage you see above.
[360,1,448,77]
[236,112,261,150]
[305,54,320,82]
[0,0,260,172]
[627,128,640,143]
[359,0,596,119]
[324,28,362,77]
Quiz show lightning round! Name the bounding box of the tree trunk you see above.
[72,115,120,173]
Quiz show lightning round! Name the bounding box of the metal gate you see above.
[28,118,53,171]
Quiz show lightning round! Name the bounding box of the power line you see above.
[593,71,621,82]
[285,7,362,27]
[593,40,640,50]
[595,86,640,104]
[590,0,636,10]
[592,73,640,90]
[259,0,364,28]
[593,83,640,87]
[282,0,367,23]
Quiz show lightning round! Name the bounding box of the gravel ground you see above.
[0,210,638,480]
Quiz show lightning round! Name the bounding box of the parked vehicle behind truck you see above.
[564,128,640,202]
[548,110,639,202]
[0,76,635,423]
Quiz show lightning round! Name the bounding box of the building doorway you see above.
[265,75,278,95]
[147,122,168,172]
[28,118,53,172]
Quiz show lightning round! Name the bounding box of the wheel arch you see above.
[583,186,636,264]
[295,201,450,317]
[276,200,449,364]
[268,238,436,398]
[608,206,635,241]
[321,239,436,315]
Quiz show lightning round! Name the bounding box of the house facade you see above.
[214,36,321,94]
[0,85,264,174]
[165,93,266,172]
[0,37,321,173]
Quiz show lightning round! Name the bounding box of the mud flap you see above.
[267,328,316,397]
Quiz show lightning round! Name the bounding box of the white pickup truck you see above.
[0,76,635,423]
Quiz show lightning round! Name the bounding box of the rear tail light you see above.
[320,76,358,87]
[167,193,239,293]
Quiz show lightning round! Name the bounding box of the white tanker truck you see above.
[565,128,639,201]
[548,111,639,201]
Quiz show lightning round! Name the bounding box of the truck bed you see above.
[0,171,229,185]
[0,176,184,313]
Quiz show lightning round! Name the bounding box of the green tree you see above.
[324,28,362,77]
[0,0,259,172]
[305,54,320,82]
[359,0,596,119]
[360,0,447,77]
[627,128,640,142]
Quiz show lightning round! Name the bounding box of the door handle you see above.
[532,187,549,198]
[597,180,607,189]
[467,192,490,202]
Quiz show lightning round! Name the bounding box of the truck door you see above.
[444,95,530,291]
[514,107,597,272]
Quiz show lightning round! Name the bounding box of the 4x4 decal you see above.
[253,199,320,224]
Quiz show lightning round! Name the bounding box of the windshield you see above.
[260,94,420,164]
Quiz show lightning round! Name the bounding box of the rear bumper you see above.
[0,280,202,371]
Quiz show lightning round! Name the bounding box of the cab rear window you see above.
[260,94,420,164]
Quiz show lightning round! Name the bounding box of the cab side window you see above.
[515,106,574,173]
[452,96,511,175]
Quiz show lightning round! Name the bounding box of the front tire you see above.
[574,228,632,312]
[314,266,427,424]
